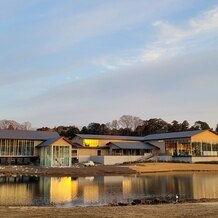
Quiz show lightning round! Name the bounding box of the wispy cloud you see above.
[85,6,218,72]
[144,6,218,58]
[154,6,218,43]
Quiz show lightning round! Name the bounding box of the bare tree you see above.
[0,120,32,130]
[22,121,32,130]
[0,120,10,129]
[119,115,143,131]
[132,116,143,131]
[105,122,111,129]
[110,120,120,130]
[119,115,134,129]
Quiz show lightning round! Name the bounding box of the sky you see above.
[0,0,218,129]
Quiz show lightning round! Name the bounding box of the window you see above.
[84,139,99,147]
[0,139,34,156]
[53,145,70,167]
[97,150,101,156]
[72,150,77,157]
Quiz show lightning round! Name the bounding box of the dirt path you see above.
[1,202,218,218]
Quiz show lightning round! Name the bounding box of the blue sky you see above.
[1,0,218,129]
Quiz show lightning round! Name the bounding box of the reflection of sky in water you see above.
[0,173,218,206]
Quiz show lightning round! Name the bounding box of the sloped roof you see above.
[38,137,74,147]
[38,137,61,147]
[75,134,144,141]
[107,141,157,150]
[0,129,59,140]
[143,130,204,141]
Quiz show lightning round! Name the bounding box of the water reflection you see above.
[0,173,218,206]
[0,176,38,206]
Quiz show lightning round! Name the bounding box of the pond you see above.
[0,172,218,206]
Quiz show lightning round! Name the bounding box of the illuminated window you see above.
[84,139,99,147]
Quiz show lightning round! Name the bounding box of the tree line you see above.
[36,115,218,139]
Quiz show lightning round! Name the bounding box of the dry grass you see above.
[130,162,218,174]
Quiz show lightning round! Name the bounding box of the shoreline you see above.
[2,196,218,208]
[0,165,136,177]
[1,202,218,218]
[0,162,218,177]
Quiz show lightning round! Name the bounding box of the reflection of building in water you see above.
[78,176,133,204]
[192,173,218,199]
[50,177,72,203]
[83,183,99,203]
[71,178,78,200]
[102,176,123,198]
[2,174,218,206]
[122,177,132,198]
[0,176,36,205]
[76,177,99,203]
[100,176,134,201]
[40,177,78,203]
[135,173,218,200]
[146,174,193,196]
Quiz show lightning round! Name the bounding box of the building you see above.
[72,130,218,164]
[38,136,73,167]
[144,129,218,162]
[72,134,159,164]
[1,129,218,166]
[0,129,73,167]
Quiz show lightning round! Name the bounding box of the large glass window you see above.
[212,143,218,152]
[191,141,218,156]
[1,139,5,156]
[191,142,201,156]
[165,140,176,155]
[202,143,211,151]
[52,145,70,167]
[0,139,34,156]
[165,139,191,156]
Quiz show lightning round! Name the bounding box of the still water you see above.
[0,173,218,206]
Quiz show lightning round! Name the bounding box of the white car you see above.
[83,161,95,167]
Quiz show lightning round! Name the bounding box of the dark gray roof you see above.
[75,134,144,141]
[37,137,62,147]
[0,129,59,140]
[107,142,156,150]
[38,137,74,147]
[143,130,204,141]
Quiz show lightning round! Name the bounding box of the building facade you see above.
[1,129,218,166]
[0,130,73,167]
[144,130,218,162]
[72,134,157,164]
